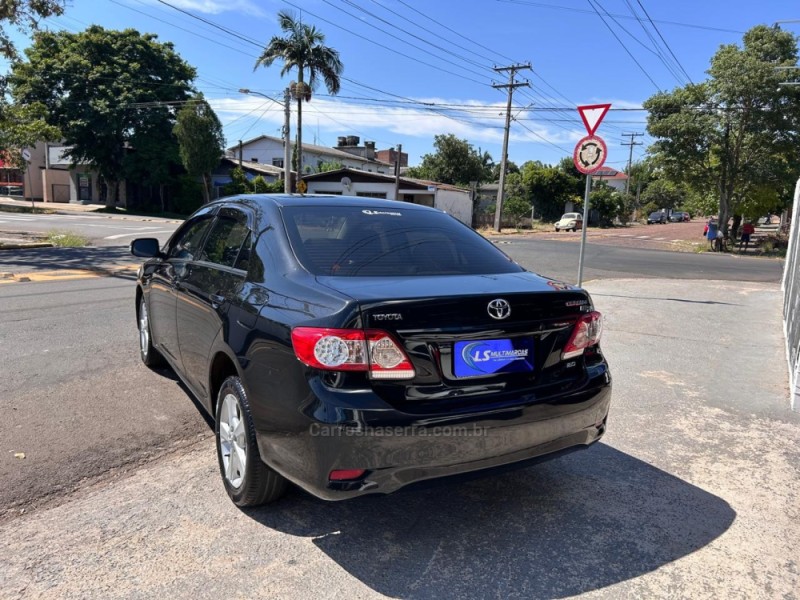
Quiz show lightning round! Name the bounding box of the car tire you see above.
[138,296,166,368]
[215,375,288,507]
[555,227,559,232]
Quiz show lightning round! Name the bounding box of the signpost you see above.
[574,104,611,286]
[21,148,33,213]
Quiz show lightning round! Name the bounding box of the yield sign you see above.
[577,103,611,136]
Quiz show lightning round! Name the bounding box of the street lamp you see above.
[239,88,292,193]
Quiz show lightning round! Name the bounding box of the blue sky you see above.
[4,0,798,170]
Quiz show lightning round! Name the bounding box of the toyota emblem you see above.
[487,298,511,320]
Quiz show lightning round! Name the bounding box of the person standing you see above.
[706,218,719,250]
[739,221,755,253]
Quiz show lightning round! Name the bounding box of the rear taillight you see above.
[291,327,416,380]
[562,311,603,359]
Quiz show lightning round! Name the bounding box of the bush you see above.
[172,174,204,215]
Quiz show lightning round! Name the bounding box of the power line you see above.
[337,0,493,73]
[586,0,662,91]
[397,0,518,64]
[599,0,685,85]
[366,0,498,68]
[496,0,746,34]
[279,0,492,86]
[635,0,694,84]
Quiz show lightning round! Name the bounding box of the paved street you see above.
[0,276,210,517]
[0,241,786,521]
[1,277,797,599]
[0,223,794,598]
[0,210,180,246]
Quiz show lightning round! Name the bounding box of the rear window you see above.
[281,205,523,277]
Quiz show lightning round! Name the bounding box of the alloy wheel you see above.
[219,393,247,489]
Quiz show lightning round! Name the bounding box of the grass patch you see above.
[46,230,89,247]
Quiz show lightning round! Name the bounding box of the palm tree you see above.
[255,11,343,179]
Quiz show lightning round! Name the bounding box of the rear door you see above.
[148,209,216,367]
[175,206,253,398]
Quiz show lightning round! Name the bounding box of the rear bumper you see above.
[255,369,612,500]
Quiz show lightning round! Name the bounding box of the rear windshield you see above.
[281,205,524,277]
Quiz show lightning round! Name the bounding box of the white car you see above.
[555,212,583,232]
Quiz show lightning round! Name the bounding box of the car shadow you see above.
[243,444,734,599]
[0,246,137,273]
[152,365,215,430]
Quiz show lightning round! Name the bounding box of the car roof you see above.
[208,193,436,213]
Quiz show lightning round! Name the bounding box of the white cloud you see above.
[211,95,583,150]
[134,0,266,17]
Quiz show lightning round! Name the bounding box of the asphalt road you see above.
[0,236,786,284]
[0,239,785,519]
[0,211,180,246]
[0,276,210,518]
[2,278,797,598]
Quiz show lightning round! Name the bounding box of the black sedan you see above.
[131,195,612,507]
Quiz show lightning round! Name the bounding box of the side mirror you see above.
[130,238,164,258]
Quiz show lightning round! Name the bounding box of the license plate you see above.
[453,338,535,378]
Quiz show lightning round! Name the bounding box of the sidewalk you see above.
[0,278,797,599]
[0,196,105,213]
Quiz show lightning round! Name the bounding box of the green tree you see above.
[588,183,625,226]
[644,25,800,235]
[9,26,196,207]
[124,119,180,212]
[0,102,60,168]
[520,160,581,221]
[223,167,249,195]
[502,181,531,229]
[0,0,64,59]
[639,179,686,214]
[173,94,225,204]
[255,10,343,176]
[410,134,491,186]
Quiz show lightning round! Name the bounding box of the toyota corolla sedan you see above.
[131,195,612,507]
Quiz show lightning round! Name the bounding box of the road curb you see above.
[0,242,53,250]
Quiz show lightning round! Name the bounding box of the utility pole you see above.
[283,87,292,193]
[393,143,402,201]
[621,132,643,195]
[492,63,531,232]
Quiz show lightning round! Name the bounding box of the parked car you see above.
[131,195,612,507]
[647,211,668,224]
[669,211,690,222]
[555,212,583,232]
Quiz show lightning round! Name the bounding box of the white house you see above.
[227,135,393,175]
[302,168,474,226]
[592,167,629,192]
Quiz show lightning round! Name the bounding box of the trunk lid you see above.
[317,273,594,408]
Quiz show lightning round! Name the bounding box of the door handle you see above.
[210,293,226,309]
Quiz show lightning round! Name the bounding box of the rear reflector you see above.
[329,469,366,481]
[562,311,603,359]
[291,327,415,379]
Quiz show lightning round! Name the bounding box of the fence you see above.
[783,178,800,411]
